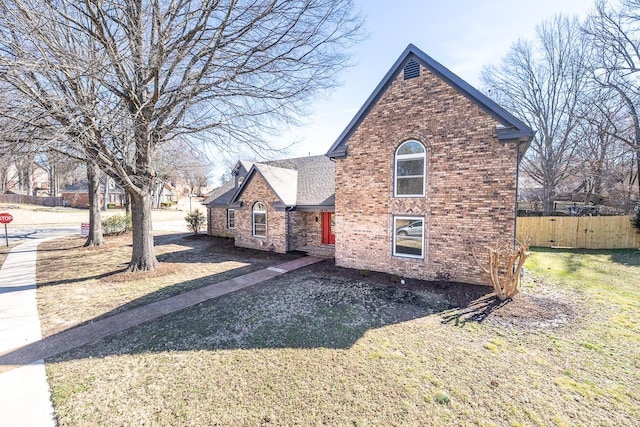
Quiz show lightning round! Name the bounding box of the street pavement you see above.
[2,220,188,246]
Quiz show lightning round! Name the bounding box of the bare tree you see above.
[483,15,589,215]
[0,0,362,271]
[583,0,640,200]
[574,87,636,210]
[34,148,81,198]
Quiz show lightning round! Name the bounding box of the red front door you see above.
[321,212,335,244]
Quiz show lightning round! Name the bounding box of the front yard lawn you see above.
[41,242,640,426]
[36,233,299,337]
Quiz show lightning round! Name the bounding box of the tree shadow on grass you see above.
[37,269,127,288]
[0,261,502,371]
[533,247,640,269]
[0,249,508,371]
[441,295,510,326]
[154,233,303,265]
[609,249,640,267]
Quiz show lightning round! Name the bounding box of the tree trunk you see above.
[543,184,555,215]
[84,161,104,247]
[103,175,110,211]
[127,188,158,272]
[125,191,132,216]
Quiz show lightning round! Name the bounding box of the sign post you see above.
[0,213,13,247]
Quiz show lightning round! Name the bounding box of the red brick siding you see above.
[303,212,324,246]
[234,173,287,253]
[334,65,518,285]
[288,211,307,249]
[208,207,235,238]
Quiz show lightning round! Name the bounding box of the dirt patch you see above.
[486,290,577,328]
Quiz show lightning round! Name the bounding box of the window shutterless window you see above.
[393,216,424,258]
[394,140,426,197]
[227,209,235,229]
[252,202,266,237]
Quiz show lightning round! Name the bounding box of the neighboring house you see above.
[2,163,50,196]
[325,44,533,285]
[61,179,125,208]
[158,184,177,205]
[206,156,335,256]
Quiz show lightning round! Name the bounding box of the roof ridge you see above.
[326,44,534,158]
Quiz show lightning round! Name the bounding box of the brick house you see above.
[325,44,533,285]
[61,179,126,208]
[206,44,532,285]
[206,156,335,256]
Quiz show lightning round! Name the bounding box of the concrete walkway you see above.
[0,238,323,425]
[0,238,57,427]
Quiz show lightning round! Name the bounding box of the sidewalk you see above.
[0,238,57,427]
[0,241,323,422]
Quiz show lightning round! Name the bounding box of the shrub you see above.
[102,214,132,235]
[185,210,206,235]
[632,203,640,234]
[434,392,451,405]
[107,203,116,209]
[160,201,172,208]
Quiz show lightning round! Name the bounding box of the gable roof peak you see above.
[326,43,534,158]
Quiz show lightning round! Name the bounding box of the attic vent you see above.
[403,59,420,80]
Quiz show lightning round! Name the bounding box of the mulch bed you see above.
[305,260,580,330]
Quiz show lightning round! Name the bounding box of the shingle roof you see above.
[326,44,534,158]
[203,178,236,206]
[264,155,335,206]
[230,155,335,208]
[254,164,298,206]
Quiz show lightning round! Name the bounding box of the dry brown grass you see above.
[42,246,640,426]
[36,232,296,337]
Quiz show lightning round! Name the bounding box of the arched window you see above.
[394,140,426,197]
[252,202,267,237]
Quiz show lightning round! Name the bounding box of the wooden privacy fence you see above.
[517,216,640,249]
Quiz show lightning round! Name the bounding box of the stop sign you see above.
[0,213,13,224]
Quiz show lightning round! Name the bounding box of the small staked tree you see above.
[0,0,363,272]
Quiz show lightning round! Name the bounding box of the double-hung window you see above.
[227,209,235,229]
[394,140,426,197]
[252,202,266,237]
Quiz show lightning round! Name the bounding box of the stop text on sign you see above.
[0,213,13,224]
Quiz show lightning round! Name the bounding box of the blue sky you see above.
[274,0,594,159]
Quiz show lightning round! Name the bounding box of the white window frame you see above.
[252,202,267,237]
[394,140,426,197]
[227,209,235,229]
[392,215,425,259]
